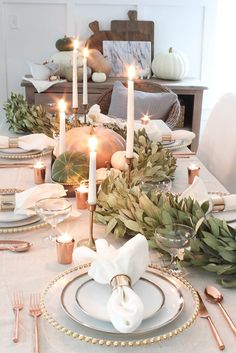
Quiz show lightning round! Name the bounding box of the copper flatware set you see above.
[198,286,236,350]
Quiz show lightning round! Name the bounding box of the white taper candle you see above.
[72,39,79,109]
[59,99,66,155]
[88,136,97,205]
[83,47,88,105]
[126,66,135,158]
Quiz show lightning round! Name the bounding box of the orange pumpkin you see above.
[62,126,126,169]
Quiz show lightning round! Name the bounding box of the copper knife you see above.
[198,292,225,350]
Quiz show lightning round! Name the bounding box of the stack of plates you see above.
[41,264,199,346]
[162,139,192,150]
[0,189,46,233]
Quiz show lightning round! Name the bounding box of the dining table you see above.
[0,147,235,353]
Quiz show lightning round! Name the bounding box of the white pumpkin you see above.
[96,167,121,181]
[50,51,83,77]
[92,72,107,83]
[152,47,188,80]
[111,151,139,171]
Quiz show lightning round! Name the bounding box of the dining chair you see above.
[197,92,236,193]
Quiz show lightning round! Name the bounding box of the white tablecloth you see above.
[0,153,235,353]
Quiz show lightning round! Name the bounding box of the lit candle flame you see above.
[73,39,79,50]
[88,136,97,152]
[83,47,88,58]
[189,163,198,170]
[57,233,73,243]
[142,114,150,121]
[128,65,135,80]
[58,99,66,112]
[34,160,44,169]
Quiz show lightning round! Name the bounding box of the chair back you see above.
[197,93,236,193]
[96,81,180,129]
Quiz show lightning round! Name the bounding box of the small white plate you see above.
[0,214,40,228]
[75,277,165,322]
[0,148,38,154]
[0,211,31,222]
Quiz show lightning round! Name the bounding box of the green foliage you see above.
[95,176,236,287]
[3,93,73,137]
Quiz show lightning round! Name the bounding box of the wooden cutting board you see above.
[86,10,154,58]
[111,11,154,58]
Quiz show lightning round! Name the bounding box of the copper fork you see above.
[12,291,24,343]
[29,293,42,353]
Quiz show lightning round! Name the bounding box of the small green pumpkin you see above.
[52,151,89,184]
[55,35,74,52]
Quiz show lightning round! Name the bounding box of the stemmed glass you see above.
[154,224,195,273]
[140,177,172,193]
[35,197,72,240]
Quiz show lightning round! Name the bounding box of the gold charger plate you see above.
[0,148,53,160]
[40,264,199,347]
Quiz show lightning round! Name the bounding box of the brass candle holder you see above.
[126,157,134,187]
[83,104,89,124]
[77,204,96,250]
[72,107,80,127]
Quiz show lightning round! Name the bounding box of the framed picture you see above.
[103,40,152,77]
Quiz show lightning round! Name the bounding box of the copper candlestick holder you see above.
[72,107,80,127]
[126,157,134,187]
[83,104,89,124]
[77,204,96,250]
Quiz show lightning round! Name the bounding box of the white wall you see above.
[0,0,218,133]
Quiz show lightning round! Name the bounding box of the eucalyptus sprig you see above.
[95,176,236,287]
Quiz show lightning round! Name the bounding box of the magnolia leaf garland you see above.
[95,172,236,287]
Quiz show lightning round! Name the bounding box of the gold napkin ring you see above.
[0,194,15,211]
[8,137,19,148]
[162,134,172,142]
[211,196,225,212]
[110,274,132,291]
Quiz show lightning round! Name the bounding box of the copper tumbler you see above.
[56,238,75,264]
[34,166,46,184]
[188,166,200,184]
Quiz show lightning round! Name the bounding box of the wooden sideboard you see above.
[21,77,207,151]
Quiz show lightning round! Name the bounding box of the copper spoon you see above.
[205,286,236,335]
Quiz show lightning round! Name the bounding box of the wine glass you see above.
[154,224,195,273]
[140,177,172,193]
[35,197,72,240]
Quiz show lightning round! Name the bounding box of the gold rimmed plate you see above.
[74,276,165,323]
[61,270,180,334]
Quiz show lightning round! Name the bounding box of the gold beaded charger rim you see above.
[0,148,53,160]
[0,188,47,234]
[40,263,200,347]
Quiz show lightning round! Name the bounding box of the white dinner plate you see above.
[0,214,40,228]
[61,269,184,335]
[75,276,165,322]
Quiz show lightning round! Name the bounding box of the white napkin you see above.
[180,176,236,212]
[0,133,56,150]
[14,183,66,215]
[73,234,149,333]
[22,76,66,93]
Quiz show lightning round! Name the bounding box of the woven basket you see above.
[96,81,181,129]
